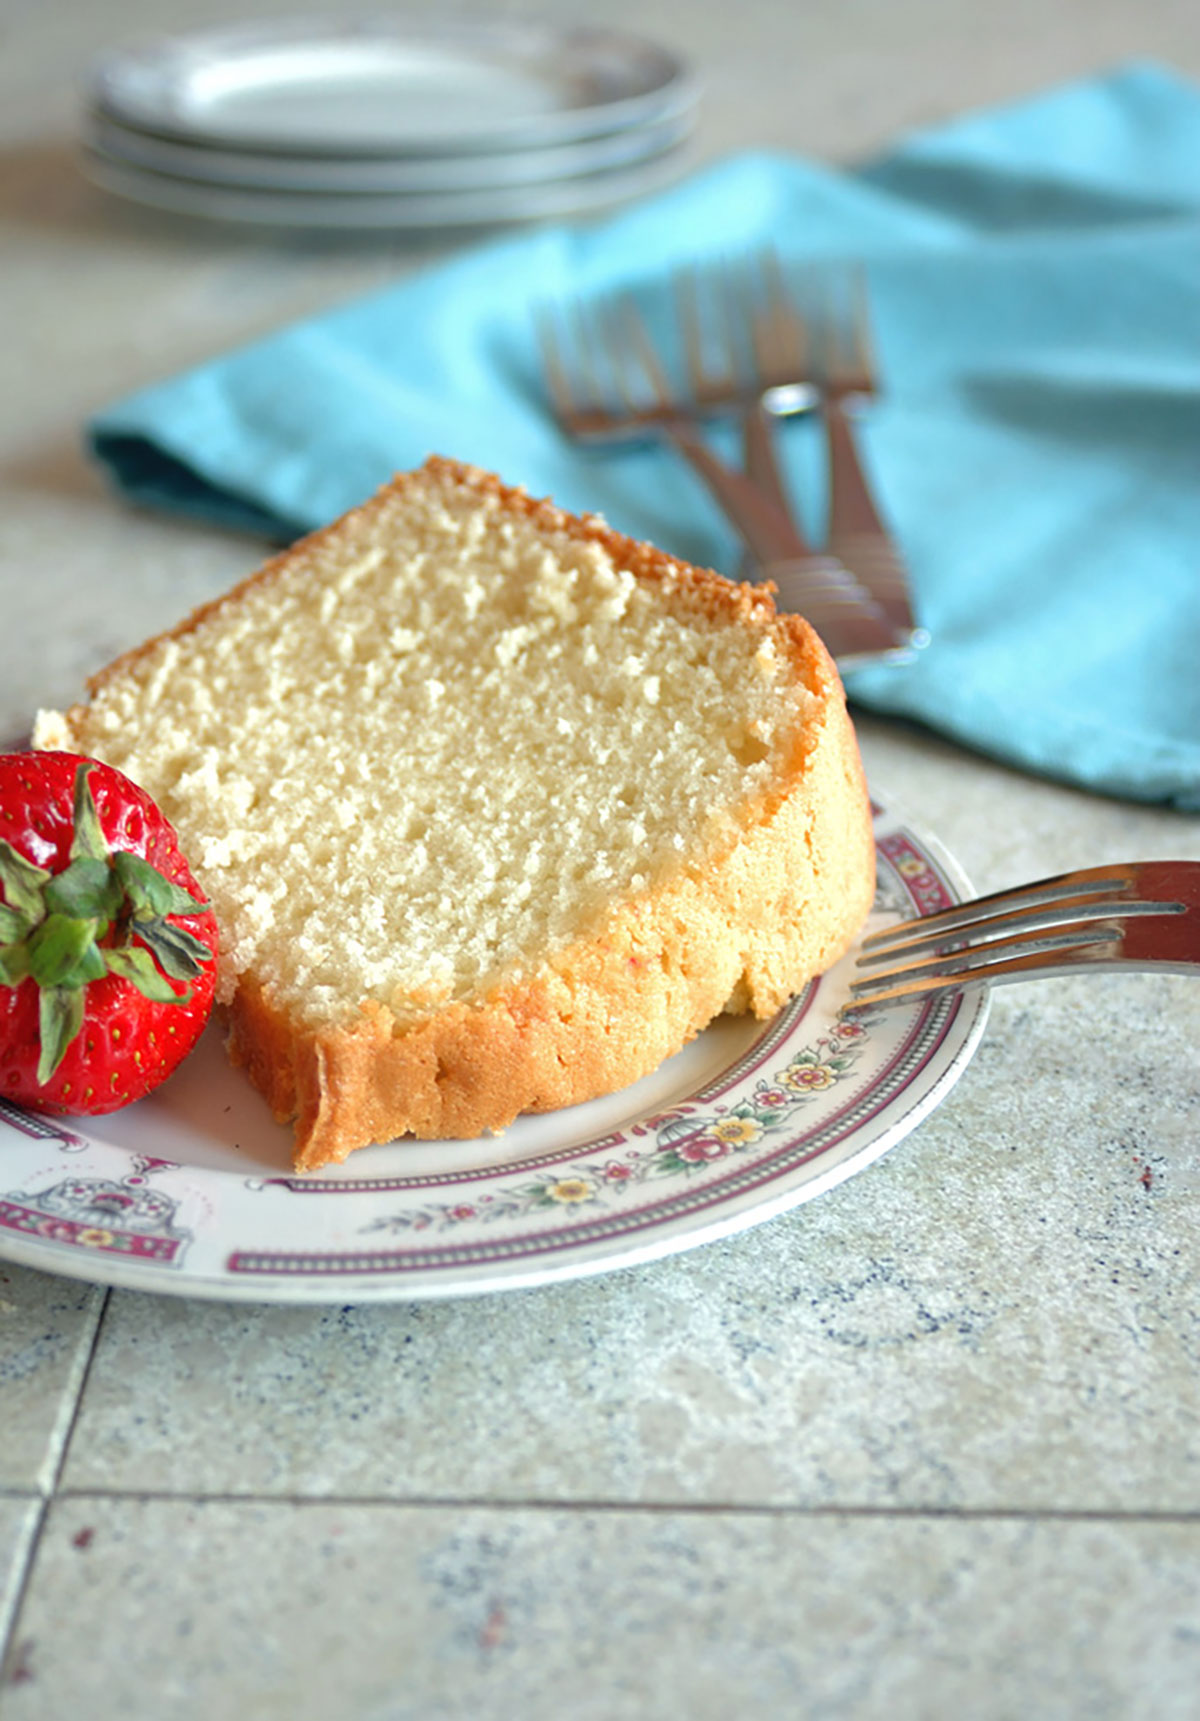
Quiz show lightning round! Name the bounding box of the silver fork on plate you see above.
[843,860,1200,1014]
[537,285,908,669]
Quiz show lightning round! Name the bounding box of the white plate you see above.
[88,18,697,156]
[0,798,988,1303]
[80,143,691,231]
[83,107,694,194]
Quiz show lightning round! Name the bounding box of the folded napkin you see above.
[90,63,1200,810]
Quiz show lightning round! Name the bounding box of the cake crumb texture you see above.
[36,458,875,1167]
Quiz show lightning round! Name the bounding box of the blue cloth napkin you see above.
[90,63,1200,809]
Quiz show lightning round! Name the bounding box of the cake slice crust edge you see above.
[228,676,873,1170]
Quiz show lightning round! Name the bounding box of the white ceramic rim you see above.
[82,106,695,195]
[78,143,692,231]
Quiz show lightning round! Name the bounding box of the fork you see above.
[843,861,1200,1014]
[676,253,814,528]
[538,291,905,667]
[808,266,928,651]
[677,253,925,653]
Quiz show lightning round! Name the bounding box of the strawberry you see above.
[0,752,218,1115]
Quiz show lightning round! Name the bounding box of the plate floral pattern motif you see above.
[362,1020,872,1238]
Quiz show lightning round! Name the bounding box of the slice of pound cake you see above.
[36,458,875,1170]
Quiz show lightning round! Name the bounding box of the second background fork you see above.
[539,271,908,667]
[688,254,926,653]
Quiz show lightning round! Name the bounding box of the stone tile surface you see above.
[0,1498,40,1677]
[0,1267,103,1494]
[60,963,1199,1510]
[3,1498,1198,1721]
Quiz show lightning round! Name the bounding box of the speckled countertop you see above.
[1,2,1199,1716]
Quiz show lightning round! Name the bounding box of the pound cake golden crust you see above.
[36,457,875,1170]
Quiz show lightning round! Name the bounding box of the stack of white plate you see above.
[81,17,700,230]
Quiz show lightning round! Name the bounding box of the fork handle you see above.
[737,403,908,662]
[741,400,794,524]
[824,399,923,644]
[663,417,813,565]
[662,418,902,662]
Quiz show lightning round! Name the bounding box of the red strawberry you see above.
[0,752,218,1115]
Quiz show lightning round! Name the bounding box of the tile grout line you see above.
[39,1489,1200,1524]
[0,1287,110,1688]
[0,1501,41,1683]
[36,1288,111,1497]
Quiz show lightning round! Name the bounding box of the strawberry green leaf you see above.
[0,838,51,923]
[135,916,212,981]
[0,942,31,987]
[43,856,122,924]
[37,986,85,1083]
[69,765,109,864]
[103,943,191,1004]
[0,904,30,944]
[112,851,208,920]
[27,915,105,990]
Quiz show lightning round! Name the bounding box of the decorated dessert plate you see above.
[0,797,989,1303]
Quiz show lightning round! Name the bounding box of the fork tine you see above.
[857,878,1150,966]
[675,264,737,404]
[756,254,819,415]
[730,259,766,373]
[819,263,871,396]
[858,865,1140,959]
[579,299,629,414]
[758,249,806,378]
[722,254,799,527]
[843,860,1198,1015]
[536,307,577,421]
[844,264,876,394]
[844,927,1130,1013]
[803,266,831,391]
[537,299,622,433]
[859,920,1127,986]
[676,266,707,398]
[854,895,1177,971]
[733,257,765,379]
[610,294,674,409]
